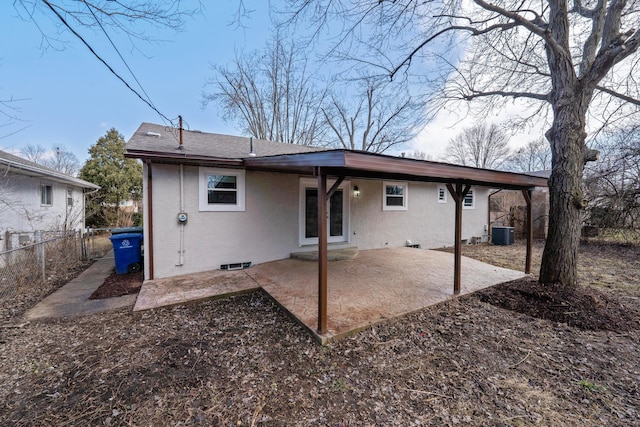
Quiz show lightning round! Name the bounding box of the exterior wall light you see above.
[353,185,360,199]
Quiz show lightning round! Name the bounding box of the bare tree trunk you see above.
[540,94,591,287]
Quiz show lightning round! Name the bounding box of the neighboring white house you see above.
[126,123,548,281]
[0,149,100,249]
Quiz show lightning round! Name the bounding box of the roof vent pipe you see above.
[177,115,184,150]
[249,137,256,157]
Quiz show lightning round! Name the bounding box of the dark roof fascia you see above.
[0,157,100,190]
[125,150,244,168]
[244,150,549,190]
[127,147,548,190]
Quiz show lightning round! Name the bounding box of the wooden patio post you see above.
[317,170,328,335]
[522,189,533,274]
[446,183,470,295]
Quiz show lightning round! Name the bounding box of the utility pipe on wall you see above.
[176,163,185,266]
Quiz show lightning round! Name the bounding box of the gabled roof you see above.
[125,123,548,190]
[0,149,99,190]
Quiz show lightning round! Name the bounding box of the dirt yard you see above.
[1,241,639,426]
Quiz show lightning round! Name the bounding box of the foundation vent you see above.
[220,262,252,271]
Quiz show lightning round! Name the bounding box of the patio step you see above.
[290,247,358,261]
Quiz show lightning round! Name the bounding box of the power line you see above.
[84,2,165,126]
[42,0,175,126]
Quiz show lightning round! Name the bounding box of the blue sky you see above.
[0,1,545,168]
[0,1,274,164]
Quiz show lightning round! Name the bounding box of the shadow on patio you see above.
[134,248,526,343]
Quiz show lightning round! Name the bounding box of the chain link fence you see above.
[0,231,86,301]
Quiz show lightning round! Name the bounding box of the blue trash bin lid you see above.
[109,232,143,243]
[111,227,143,235]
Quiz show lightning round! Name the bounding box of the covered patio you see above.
[135,247,526,343]
[130,134,548,342]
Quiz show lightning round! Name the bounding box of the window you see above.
[199,168,245,211]
[67,188,74,206]
[383,181,408,211]
[41,184,53,206]
[463,189,475,209]
[437,186,447,203]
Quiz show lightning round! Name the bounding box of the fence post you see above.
[34,231,45,281]
[87,228,92,260]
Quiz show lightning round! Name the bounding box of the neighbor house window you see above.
[463,189,475,209]
[41,184,53,206]
[67,188,74,206]
[383,181,408,211]
[437,186,447,203]
[199,168,245,211]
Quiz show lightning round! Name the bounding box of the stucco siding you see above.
[146,164,492,279]
[349,180,489,250]
[149,165,301,278]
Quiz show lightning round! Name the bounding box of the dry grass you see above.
[0,241,639,426]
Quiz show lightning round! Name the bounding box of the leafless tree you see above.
[505,138,552,173]
[13,1,193,48]
[407,150,432,161]
[322,78,424,153]
[286,0,640,287]
[21,145,80,176]
[444,123,510,169]
[204,34,328,146]
[21,144,48,165]
[9,1,197,124]
[47,146,80,176]
[1,97,30,140]
[584,127,640,238]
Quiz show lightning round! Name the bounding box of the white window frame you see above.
[382,181,408,211]
[67,188,74,206]
[199,167,246,212]
[437,186,447,204]
[298,178,350,246]
[463,189,475,209]
[41,183,53,206]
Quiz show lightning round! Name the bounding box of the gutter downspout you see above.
[146,159,154,280]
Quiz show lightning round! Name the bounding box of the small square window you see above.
[199,168,245,212]
[437,186,447,203]
[383,181,408,211]
[463,189,475,209]
[41,184,53,206]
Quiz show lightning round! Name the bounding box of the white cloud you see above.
[409,102,550,160]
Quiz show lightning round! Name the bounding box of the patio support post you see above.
[522,189,533,274]
[446,183,471,295]
[317,170,328,335]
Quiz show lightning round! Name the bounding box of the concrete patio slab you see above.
[247,247,525,343]
[134,269,260,311]
[133,248,526,343]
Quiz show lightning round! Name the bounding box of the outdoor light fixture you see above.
[353,185,360,199]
